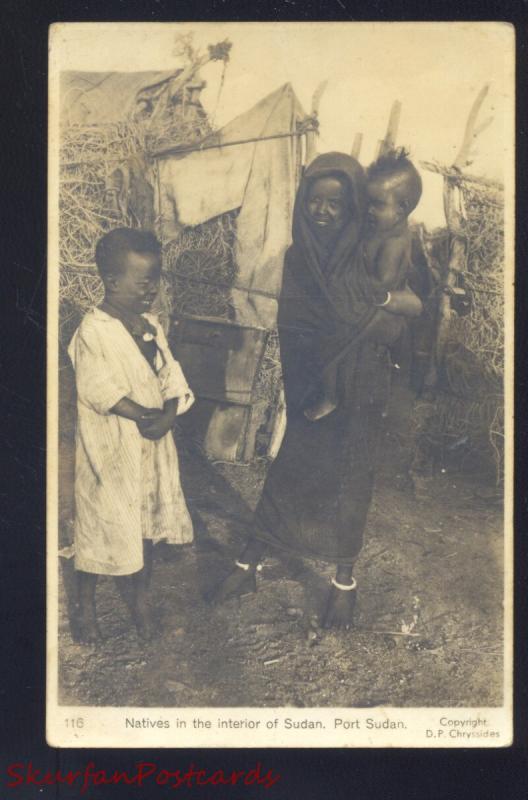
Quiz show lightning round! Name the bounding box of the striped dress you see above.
[68,308,194,576]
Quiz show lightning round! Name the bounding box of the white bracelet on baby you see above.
[331,576,357,591]
[235,560,263,572]
[375,291,391,307]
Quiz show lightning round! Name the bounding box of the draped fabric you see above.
[277,152,379,410]
[253,153,391,565]
[157,84,304,327]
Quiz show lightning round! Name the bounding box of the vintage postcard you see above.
[47,21,514,748]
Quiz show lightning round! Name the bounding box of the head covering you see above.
[277,153,377,409]
[292,152,366,291]
[280,152,375,332]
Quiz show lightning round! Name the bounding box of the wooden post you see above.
[377,100,402,158]
[305,80,328,166]
[452,85,491,170]
[423,85,493,393]
[305,129,318,166]
[351,132,363,160]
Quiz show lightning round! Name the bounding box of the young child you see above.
[304,149,423,421]
[68,228,195,643]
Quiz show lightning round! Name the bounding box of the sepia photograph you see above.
[47,21,514,747]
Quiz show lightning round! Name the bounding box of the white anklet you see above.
[331,577,357,591]
[235,560,262,572]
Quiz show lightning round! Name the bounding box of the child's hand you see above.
[136,409,171,440]
[139,408,164,420]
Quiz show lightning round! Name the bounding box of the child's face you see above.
[306,177,348,234]
[106,251,161,314]
[366,178,405,234]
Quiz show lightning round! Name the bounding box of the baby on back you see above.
[305,148,423,421]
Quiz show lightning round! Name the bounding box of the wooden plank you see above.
[350,132,363,160]
[377,100,402,158]
[177,398,251,462]
[171,315,267,406]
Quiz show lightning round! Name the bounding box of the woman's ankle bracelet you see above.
[235,560,262,572]
[331,576,357,591]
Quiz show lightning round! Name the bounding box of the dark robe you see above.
[253,153,391,565]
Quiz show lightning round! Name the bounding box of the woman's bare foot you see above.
[304,398,337,421]
[205,566,257,605]
[321,584,357,630]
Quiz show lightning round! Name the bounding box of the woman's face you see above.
[306,177,348,234]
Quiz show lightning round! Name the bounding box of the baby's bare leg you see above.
[77,571,102,643]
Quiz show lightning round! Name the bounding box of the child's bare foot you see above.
[205,566,257,605]
[321,583,357,630]
[304,398,337,421]
[77,606,103,644]
[133,601,155,642]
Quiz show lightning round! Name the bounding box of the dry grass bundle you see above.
[411,389,504,483]
[58,110,213,342]
[448,181,504,380]
[415,177,505,482]
[164,213,238,319]
[143,104,212,154]
[59,122,148,342]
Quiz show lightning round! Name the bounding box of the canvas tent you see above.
[153,83,309,461]
[156,82,307,327]
[60,69,208,128]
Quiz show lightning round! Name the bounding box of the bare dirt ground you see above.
[57,410,504,709]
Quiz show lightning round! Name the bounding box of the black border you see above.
[2,3,527,798]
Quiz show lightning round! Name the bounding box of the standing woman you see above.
[209,153,422,628]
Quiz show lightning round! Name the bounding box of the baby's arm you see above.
[363,282,423,346]
[361,308,406,346]
[371,236,422,319]
[379,287,422,318]
[373,234,410,289]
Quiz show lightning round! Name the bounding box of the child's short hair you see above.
[367,148,422,213]
[95,228,162,278]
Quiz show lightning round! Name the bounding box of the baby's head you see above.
[95,228,162,314]
[366,149,422,235]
